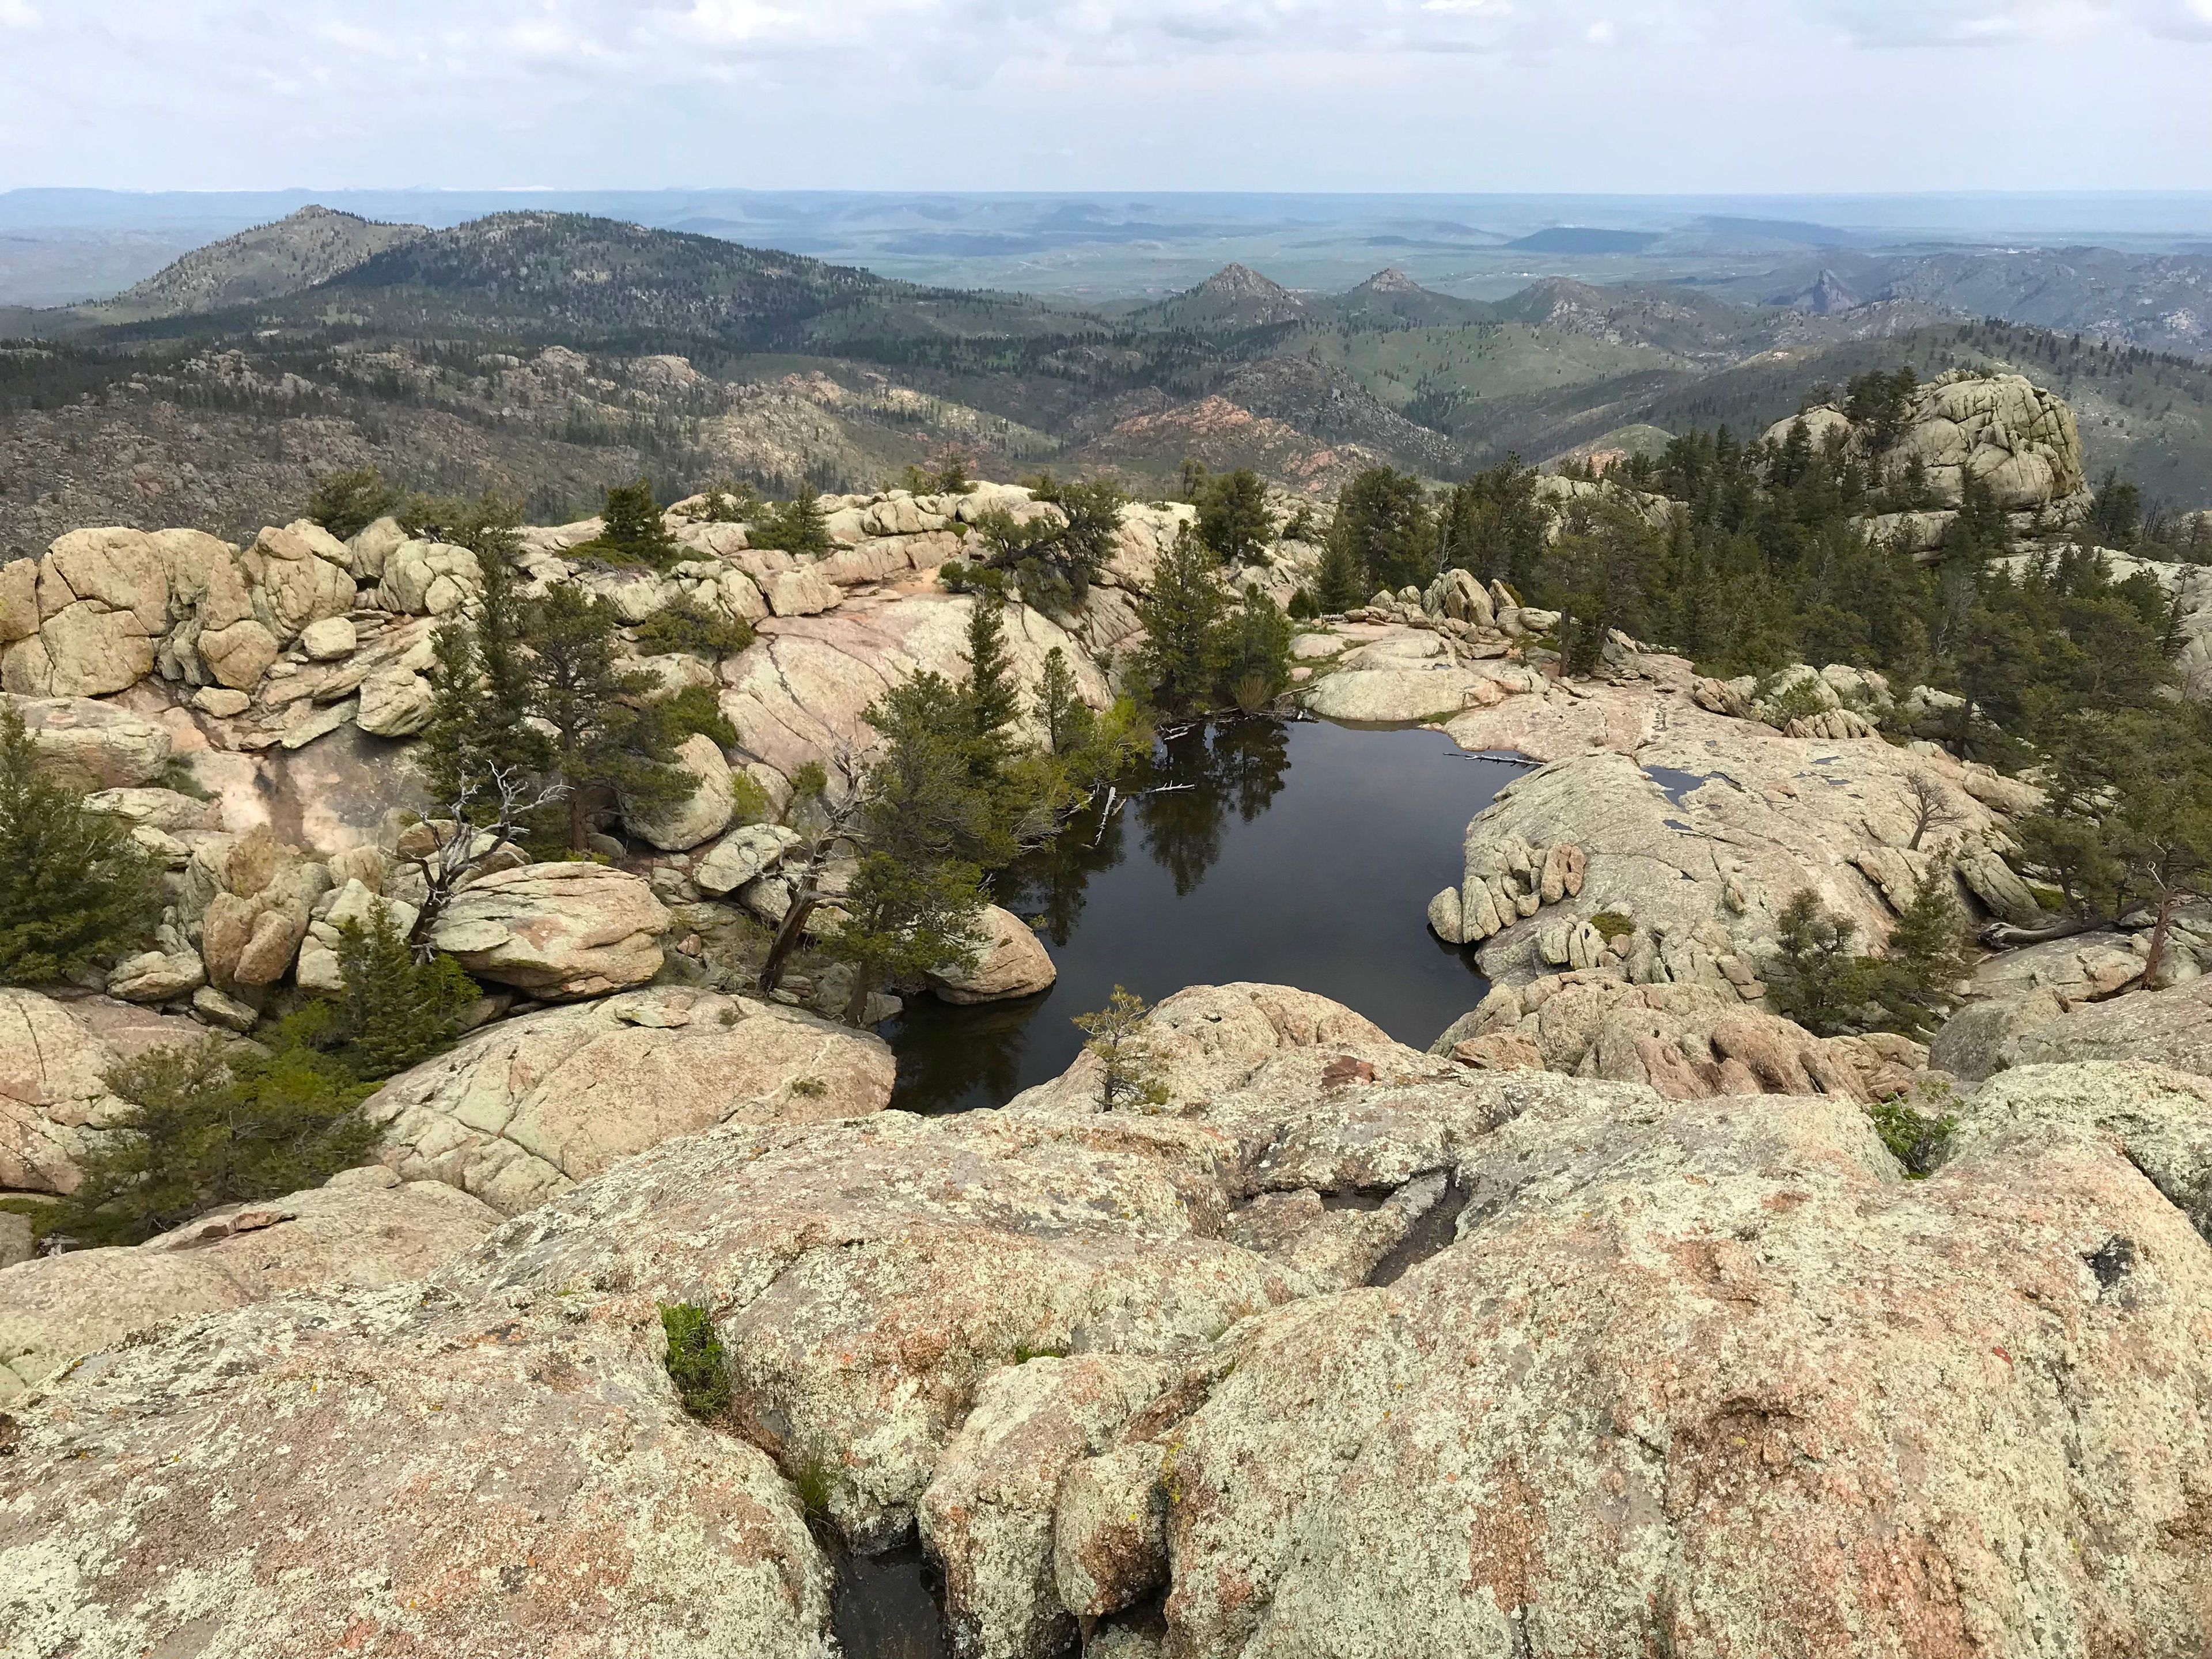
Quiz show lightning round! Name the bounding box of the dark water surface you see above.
[883,719,1526,1113]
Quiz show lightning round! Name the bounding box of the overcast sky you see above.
[0,1,2205,194]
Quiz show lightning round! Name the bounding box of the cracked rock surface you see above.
[6,988,2212,1658]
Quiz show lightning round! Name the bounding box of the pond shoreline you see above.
[881,716,1525,1113]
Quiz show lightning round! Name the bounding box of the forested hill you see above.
[99,212,1084,354]
[6,209,2212,552]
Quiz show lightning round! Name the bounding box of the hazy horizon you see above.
[0,3,2204,198]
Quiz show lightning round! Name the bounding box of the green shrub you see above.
[634,597,755,659]
[748,490,832,556]
[657,681,740,748]
[660,1303,732,1418]
[1866,1096,1957,1176]
[0,706,162,986]
[900,454,976,495]
[695,479,763,524]
[1287,587,1318,620]
[729,770,774,827]
[58,1026,377,1244]
[1588,911,1635,943]
[329,901,480,1079]
[789,1452,836,1524]
[1755,674,1833,729]
[306,466,397,540]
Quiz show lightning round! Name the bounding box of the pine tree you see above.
[305,466,397,540]
[592,478,679,567]
[1313,533,1366,614]
[1763,890,1869,1036]
[1332,467,1435,594]
[1035,646,1092,755]
[1134,525,1231,715]
[1869,870,1974,1035]
[1072,985,1169,1111]
[1546,499,1658,677]
[329,901,481,1078]
[824,850,986,1025]
[865,670,1016,872]
[1437,457,1547,590]
[416,538,550,813]
[0,706,161,986]
[961,596,1021,774]
[969,475,1129,613]
[752,488,833,556]
[524,584,695,851]
[1221,588,1293,711]
[1196,468,1274,565]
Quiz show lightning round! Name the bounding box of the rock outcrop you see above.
[1300,630,1544,724]
[365,986,895,1215]
[3,694,172,790]
[0,990,207,1195]
[428,862,669,999]
[718,591,1108,792]
[6,986,2212,1657]
[1150,1060,2212,1658]
[0,1165,497,1402]
[1770,370,2091,544]
[0,1287,834,1658]
[1435,971,1927,1100]
[1438,683,2038,998]
[930,904,1058,1005]
[197,823,329,990]
[1935,977,2212,1084]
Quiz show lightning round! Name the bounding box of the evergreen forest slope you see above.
[5,209,2212,552]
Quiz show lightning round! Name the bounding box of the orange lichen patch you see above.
[1462,1464,1547,1615]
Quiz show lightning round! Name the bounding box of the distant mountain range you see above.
[3,206,2211,554]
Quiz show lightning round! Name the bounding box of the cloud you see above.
[1804,0,2119,47]
[2131,0,2212,35]
[0,0,2200,192]
[2,0,2198,98]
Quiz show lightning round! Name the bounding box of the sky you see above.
[0,0,2206,195]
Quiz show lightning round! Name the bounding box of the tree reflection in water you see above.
[884,718,1511,1116]
[1139,718,1291,896]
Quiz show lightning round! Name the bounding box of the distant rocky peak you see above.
[1356,266,1423,293]
[1794,268,1861,316]
[1196,263,1297,301]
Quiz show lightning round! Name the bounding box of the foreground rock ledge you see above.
[4,985,2211,1659]
[0,1289,831,1659]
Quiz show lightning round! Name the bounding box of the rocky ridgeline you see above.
[0,478,1225,1034]
[1763,369,2094,554]
[3,983,2212,1656]
[1287,537,2208,1115]
[0,477,1240,1355]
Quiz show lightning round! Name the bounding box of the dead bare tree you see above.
[756,746,870,997]
[1903,771,1967,853]
[398,764,570,962]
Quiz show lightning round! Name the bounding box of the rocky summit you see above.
[2,354,2211,1658]
[3,984,2211,1656]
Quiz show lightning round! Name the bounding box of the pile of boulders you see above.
[1766,370,2094,554]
